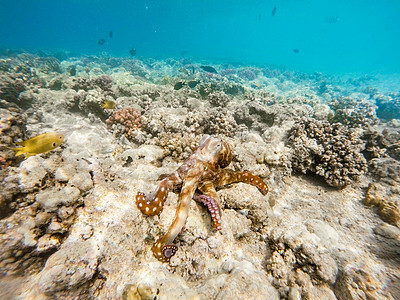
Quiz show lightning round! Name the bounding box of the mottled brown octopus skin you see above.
[136,135,269,263]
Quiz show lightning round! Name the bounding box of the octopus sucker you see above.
[193,194,222,230]
[136,135,269,262]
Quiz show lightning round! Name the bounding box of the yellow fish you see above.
[11,132,65,158]
[100,100,116,109]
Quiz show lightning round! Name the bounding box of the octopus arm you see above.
[214,169,269,195]
[151,179,198,262]
[194,182,222,231]
[136,173,181,216]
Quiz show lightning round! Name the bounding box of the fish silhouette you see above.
[129,48,136,56]
[200,66,217,74]
[272,5,277,16]
[98,39,105,45]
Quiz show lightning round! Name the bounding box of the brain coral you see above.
[287,117,368,188]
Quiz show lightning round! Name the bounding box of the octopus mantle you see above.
[136,135,269,262]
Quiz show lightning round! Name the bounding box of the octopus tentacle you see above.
[193,194,222,231]
[214,169,269,195]
[151,180,198,262]
[136,172,181,216]
[194,182,221,230]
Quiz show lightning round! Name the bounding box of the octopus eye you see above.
[162,245,178,259]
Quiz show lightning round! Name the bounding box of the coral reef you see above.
[363,182,400,227]
[208,91,230,107]
[369,157,400,185]
[287,117,368,187]
[363,127,400,161]
[0,101,26,169]
[106,107,142,139]
[92,74,113,91]
[0,156,92,276]
[0,73,27,104]
[1,52,400,299]
[238,68,257,81]
[265,225,338,299]
[329,96,378,127]
[375,92,400,121]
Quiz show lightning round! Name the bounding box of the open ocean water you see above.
[1,0,400,75]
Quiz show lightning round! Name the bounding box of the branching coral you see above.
[287,117,368,188]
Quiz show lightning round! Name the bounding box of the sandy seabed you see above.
[0,52,399,299]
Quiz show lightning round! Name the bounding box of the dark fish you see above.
[200,66,218,74]
[187,80,200,88]
[293,49,300,53]
[109,31,113,38]
[272,5,277,16]
[129,48,136,56]
[69,65,76,76]
[326,16,339,24]
[98,39,105,45]
[174,81,186,90]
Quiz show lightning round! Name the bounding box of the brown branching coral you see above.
[106,107,141,138]
[287,117,368,188]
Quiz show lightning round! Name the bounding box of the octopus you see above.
[136,135,269,262]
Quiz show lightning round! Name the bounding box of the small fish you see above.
[258,14,262,21]
[109,31,113,38]
[174,81,186,90]
[272,5,277,16]
[11,132,65,158]
[293,49,300,53]
[98,39,105,45]
[129,48,136,56]
[326,16,339,24]
[69,65,76,76]
[200,66,218,74]
[187,65,195,75]
[100,100,116,109]
[187,80,200,88]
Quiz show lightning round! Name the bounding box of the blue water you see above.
[1,0,400,74]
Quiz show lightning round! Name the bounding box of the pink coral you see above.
[106,108,141,138]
